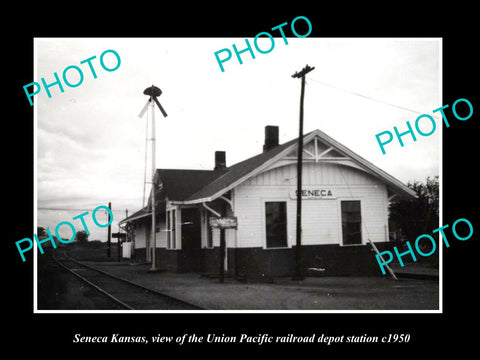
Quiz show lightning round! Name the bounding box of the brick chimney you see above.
[214,151,226,170]
[263,125,279,152]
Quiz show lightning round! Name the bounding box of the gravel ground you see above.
[85,261,439,311]
[37,252,125,310]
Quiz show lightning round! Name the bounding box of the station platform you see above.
[83,260,439,311]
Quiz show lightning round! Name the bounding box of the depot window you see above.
[341,200,362,245]
[265,201,287,248]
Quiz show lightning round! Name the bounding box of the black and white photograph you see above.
[7,6,479,355]
[33,37,441,312]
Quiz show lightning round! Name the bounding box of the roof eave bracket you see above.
[202,202,221,218]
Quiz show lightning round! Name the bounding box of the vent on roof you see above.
[214,151,226,170]
[263,125,279,152]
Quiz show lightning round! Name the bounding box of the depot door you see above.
[181,207,202,272]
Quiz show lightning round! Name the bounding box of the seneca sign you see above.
[209,217,238,229]
[289,188,335,199]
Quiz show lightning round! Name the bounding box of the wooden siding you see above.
[156,218,167,248]
[133,218,167,249]
[234,162,389,248]
[134,223,148,249]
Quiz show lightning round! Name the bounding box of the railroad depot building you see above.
[119,126,415,277]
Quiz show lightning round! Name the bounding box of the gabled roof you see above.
[118,207,150,226]
[119,169,227,225]
[119,128,416,224]
[177,134,303,203]
[305,129,417,199]
[156,169,227,201]
[172,129,416,204]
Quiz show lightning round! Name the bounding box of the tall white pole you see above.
[142,108,149,208]
[150,99,157,271]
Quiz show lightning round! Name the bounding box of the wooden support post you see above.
[218,202,226,284]
[368,238,398,280]
[219,229,225,283]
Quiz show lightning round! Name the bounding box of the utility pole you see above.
[107,202,112,258]
[291,64,315,281]
[117,224,121,262]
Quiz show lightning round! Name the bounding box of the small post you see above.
[291,64,315,281]
[117,226,121,262]
[218,202,227,283]
[219,229,225,283]
[125,209,129,243]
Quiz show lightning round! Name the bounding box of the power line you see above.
[307,77,438,118]
[38,208,127,212]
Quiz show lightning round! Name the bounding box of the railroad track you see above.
[51,252,204,310]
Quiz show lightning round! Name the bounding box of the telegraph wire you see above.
[38,208,127,212]
[307,77,439,118]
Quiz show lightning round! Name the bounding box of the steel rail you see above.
[53,251,205,310]
[51,251,134,310]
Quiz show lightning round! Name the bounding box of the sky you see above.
[35,37,441,241]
